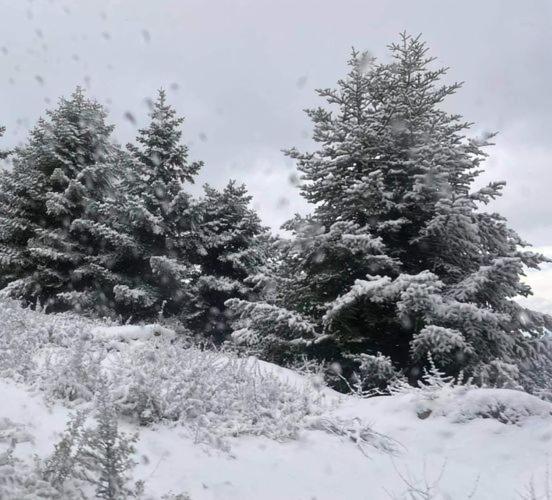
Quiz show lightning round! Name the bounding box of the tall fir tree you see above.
[68,90,203,320]
[0,88,118,308]
[189,181,269,342]
[228,34,551,389]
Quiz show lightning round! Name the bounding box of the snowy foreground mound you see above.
[0,301,551,499]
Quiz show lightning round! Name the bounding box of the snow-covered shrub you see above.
[437,388,552,424]
[0,298,109,404]
[0,416,34,448]
[91,324,176,342]
[305,416,397,456]
[346,352,405,395]
[392,358,552,424]
[0,325,37,381]
[389,356,467,404]
[0,417,61,499]
[0,298,328,447]
[0,299,389,455]
[76,379,139,500]
[0,408,142,500]
[40,335,106,404]
[0,298,109,381]
[43,410,88,490]
[0,445,60,500]
[43,386,140,500]
[287,355,329,392]
[108,339,327,445]
[0,299,51,380]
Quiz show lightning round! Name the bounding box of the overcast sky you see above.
[1,0,551,310]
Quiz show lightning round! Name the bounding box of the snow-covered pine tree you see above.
[0,126,22,287]
[70,90,203,321]
[189,181,269,342]
[0,88,119,308]
[0,158,37,292]
[228,34,552,389]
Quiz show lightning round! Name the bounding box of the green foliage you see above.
[227,33,552,389]
[188,181,269,341]
[0,89,266,334]
[0,88,119,309]
[68,90,204,321]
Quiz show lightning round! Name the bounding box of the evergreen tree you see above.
[0,88,118,308]
[0,156,38,291]
[68,90,203,320]
[228,34,551,389]
[189,181,268,342]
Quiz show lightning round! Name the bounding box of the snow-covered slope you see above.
[0,301,551,499]
[2,371,552,499]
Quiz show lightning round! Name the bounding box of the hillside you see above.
[0,300,550,499]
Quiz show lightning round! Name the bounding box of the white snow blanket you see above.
[3,376,552,499]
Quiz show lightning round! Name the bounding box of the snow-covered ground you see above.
[0,300,551,499]
[3,363,552,499]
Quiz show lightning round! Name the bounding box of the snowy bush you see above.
[346,352,405,395]
[286,355,329,390]
[0,301,48,380]
[40,336,106,405]
[0,299,102,380]
[0,417,61,499]
[42,411,89,491]
[0,447,60,500]
[0,299,332,449]
[305,416,397,456]
[75,380,140,499]
[108,340,327,445]
[0,299,111,405]
[391,358,552,425]
[42,384,140,500]
[436,388,552,425]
